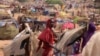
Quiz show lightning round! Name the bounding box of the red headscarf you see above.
[38,19,55,44]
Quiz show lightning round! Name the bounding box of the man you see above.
[18,16,31,56]
[36,19,56,56]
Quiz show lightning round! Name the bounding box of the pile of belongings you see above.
[0,19,19,39]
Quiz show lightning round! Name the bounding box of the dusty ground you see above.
[0,40,12,56]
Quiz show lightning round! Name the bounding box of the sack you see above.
[0,24,19,39]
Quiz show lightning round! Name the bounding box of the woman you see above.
[36,19,56,56]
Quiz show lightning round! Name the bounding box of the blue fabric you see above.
[73,41,80,54]
[0,21,6,27]
[43,11,49,15]
[0,19,19,28]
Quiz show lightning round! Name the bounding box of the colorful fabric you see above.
[73,41,80,55]
[62,22,74,30]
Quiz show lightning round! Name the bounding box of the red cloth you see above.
[38,19,55,45]
[38,28,54,44]
[38,19,55,56]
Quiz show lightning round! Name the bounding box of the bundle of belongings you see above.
[0,19,19,39]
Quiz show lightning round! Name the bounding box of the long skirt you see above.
[42,48,53,56]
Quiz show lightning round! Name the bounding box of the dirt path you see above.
[0,40,12,56]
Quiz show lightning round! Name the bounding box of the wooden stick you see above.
[25,23,34,56]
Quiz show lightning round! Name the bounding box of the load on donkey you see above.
[0,7,19,40]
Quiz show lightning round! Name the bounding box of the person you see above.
[82,24,100,56]
[17,15,26,32]
[18,15,30,56]
[82,21,96,48]
[36,19,56,56]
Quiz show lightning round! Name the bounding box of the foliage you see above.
[46,0,63,5]
[17,0,27,3]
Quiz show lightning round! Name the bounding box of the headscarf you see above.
[82,22,96,48]
[38,19,56,44]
